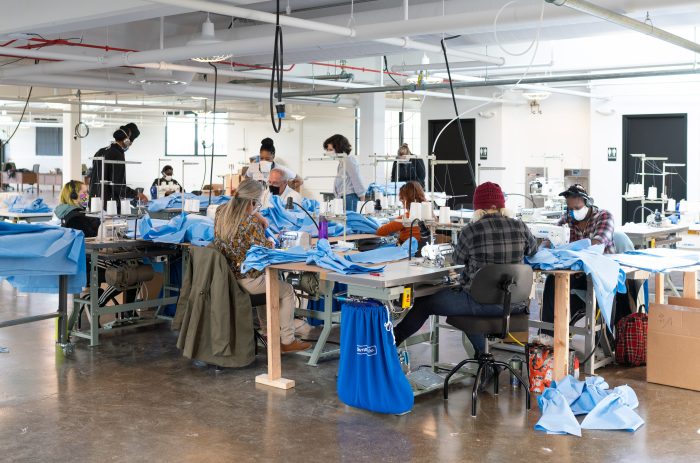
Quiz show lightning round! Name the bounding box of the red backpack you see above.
[615,305,648,366]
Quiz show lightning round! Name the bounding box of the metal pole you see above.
[57,275,68,344]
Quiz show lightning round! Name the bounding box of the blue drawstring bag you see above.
[337,300,414,414]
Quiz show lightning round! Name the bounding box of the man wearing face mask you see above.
[540,184,615,334]
[88,122,148,211]
[263,167,302,208]
[152,165,182,197]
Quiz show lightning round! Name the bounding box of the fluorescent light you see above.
[290,114,306,120]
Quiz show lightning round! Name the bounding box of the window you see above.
[384,110,421,156]
[165,111,228,156]
[36,127,63,156]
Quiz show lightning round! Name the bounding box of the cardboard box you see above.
[648,300,700,392]
[225,173,243,195]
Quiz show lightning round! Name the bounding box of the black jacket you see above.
[89,143,137,205]
[55,205,100,238]
[391,158,426,187]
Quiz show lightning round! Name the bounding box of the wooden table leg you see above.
[255,267,295,390]
[654,273,665,304]
[552,273,571,382]
[683,270,697,300]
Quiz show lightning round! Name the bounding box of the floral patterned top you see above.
[213,214,272,279]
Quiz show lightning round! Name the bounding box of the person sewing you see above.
[263,167,303,208]
[390,143,426,188]
[375,181,426,245]
[152,165,182,197]
[245,137,303,189]
[55,180,100,238]
[212,179,311,353]
[324,134,367,213]
[88,122,148,211]
[393,182,537,356]
[540,184,615,333]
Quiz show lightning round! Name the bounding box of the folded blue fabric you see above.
[570,376,610,415]
[611,250,700,272]
[367,182,405,197]
[147,192,230,212]
[551,375,586,406]
[6,197,52,213]
[345,211,380,234]
[581,386,644,431]
[0,222,86,293]
[307,239,384,274]
[344,238,417,264]
[535,388,582,437]
[526,239,626,329]
[138,213,214,246]
[262,195,344,237]
[241,245,309,274]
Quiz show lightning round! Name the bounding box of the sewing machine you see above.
[279,230,311,250]
[419,243,454,268]
[527,223,570,247]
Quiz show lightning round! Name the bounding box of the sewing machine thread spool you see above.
[90,197,102,213]
[106,200,118,216]
[409,202,422,220]
[319,201,329,214]
[333,198,344,215]
[648,186,658,200]
[421,202,433,221]
[439,206,451,224]
[120,199,132,215]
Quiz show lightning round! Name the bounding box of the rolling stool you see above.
[443,264,533,417]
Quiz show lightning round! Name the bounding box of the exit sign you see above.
[479,147,488,160]
[608,147,617,161]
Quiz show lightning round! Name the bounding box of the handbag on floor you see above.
[337,300,414,414]
[615,304,648,366]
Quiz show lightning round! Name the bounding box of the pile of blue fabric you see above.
[261,196,344,237]
[367,182,405,197]
[345,238,417,264]
[526,239,626,329]
[611,247,700,272]
[147,192,230,212]
[345,211,380,234]
[307,240,384,274]
[138,213,214,246]
[0,221,86,293]
[5,197,52,213]
[535,375,644,436]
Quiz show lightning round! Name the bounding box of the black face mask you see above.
[269,185,281,195]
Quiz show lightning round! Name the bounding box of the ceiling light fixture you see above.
[187,14,233,63]
[406,53,443,85]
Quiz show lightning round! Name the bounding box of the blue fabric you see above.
[138,213,214,246]
[581,386,644,431]
[345,238,417,264]
[367,182,405,197]
[337,300,414,414]
[551,375,586,406]
[241,245,308,274]
[147,192,230,212]
[6,197,52,213]
[535,388,582,437]
[0,222,86,294]
[261,195,344,238]
[306,282,346,327]
[526,239,627,329]
[345,211,380,234]
[611,250,699,272]
[570,376,611,415]
[307,239,384,274]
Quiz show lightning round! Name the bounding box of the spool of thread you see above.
[647,186,658,200]
[439,206,451,224]
[90,197,102,213]
[421,201,433,221]
[319,201,329,214]
[667,198,676,212]
[106,200,118,216]
[187,199,201,213]
[333,198,344,215]
[409,202,422,220]
[120,199,132,215]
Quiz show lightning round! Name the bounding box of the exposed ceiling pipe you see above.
[545,0,700,54]
[278,67,700,98]
[148,0,504,64]
[510,84,607,99]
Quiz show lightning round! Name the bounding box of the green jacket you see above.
[173,246,255,367]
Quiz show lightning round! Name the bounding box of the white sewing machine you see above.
[279,231,311,250]
[420,243,454,268]
[527,223,570,247]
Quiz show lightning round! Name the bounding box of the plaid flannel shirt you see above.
[557,206,616,254]
[454,215,538,292]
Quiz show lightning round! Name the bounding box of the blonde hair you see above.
[214,179,264,243]
[397,143,411,157]
[59,180,84,207]
[471,208,512,222]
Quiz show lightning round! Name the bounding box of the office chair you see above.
[443,264,533,417]
[248,292,268,353]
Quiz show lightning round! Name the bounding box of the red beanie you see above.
[473,182,505,210]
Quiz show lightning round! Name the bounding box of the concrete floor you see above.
[1,285,700,462]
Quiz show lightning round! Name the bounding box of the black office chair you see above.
[443,264,533,417]
[248,292,268,353]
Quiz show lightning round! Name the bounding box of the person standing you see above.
[390,143,426,188]
[324,134,367,213]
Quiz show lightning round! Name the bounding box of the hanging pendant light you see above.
[187,14,233,63]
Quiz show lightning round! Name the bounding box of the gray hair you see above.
[270,167,289,182]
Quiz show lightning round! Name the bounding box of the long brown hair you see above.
[214,179,263,243]
[399,181,426,206]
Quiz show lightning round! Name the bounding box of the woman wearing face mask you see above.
[375,181,426,245]
[390,143,426,188]
[212,179,311,353]
[152,165,182,197]
[245,138,303,189]
[55,180,100,238]
[88,122,148,211]
[324,134,367,213]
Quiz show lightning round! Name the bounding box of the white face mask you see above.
[571,206,589,222]
[164,175,173,181]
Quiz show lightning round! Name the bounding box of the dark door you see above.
[622,114,687,224]
[427,118,476,209]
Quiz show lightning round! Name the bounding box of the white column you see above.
[62,103,82,183]
[358,92,385,184]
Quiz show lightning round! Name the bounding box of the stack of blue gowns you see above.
[6,197,52,213]
[241,245,309,274]
[138,213,214,246]
[0,222,86,293]
[345,211,380,234]
[526,239,626,330]
[147,192,230,212]
[306,240,384,274]
[261,196,344,237]
[535,375,644,436]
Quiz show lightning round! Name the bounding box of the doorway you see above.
[427,118,476,209]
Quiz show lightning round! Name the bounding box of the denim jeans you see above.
[393,287,528,353]
[344,193,360,213]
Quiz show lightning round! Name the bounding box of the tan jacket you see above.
[173,246,255,367]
